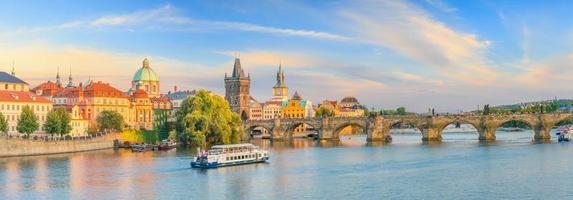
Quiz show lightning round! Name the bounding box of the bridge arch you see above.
[436,118,481,135]
[494,118,536,131]
[246,125,273,139]
[333,122,366,137]
[283,121,320,139]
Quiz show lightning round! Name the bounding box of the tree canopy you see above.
[315,107,335,118]
[0,112,8,134]
[176,89,243,147]
[44,108,72,137]
[96,110,124,132]
[17,105,39,135]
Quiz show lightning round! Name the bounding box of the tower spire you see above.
[56,66,61,87]
[143,57,150,68]
[67,66,74,87]
[231,57,245,78]
[11,61,15,76]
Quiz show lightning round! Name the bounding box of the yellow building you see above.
[282,92,305,119]
[282,92,310,134]
[0,71,52,136]
[53,81,153,131]
[68,105,89,136]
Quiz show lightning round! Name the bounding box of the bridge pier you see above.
[421,128,442,141]
[270,118,285,141]
[478,126,496,141]
[367,116,392,143]
[533,127,551,142]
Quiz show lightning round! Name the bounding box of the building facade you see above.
[53,81,154,131]
[0,72,52,135]
[68,105,89,137]
[224,58,251,120]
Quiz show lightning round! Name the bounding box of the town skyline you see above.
[2,0,573,112]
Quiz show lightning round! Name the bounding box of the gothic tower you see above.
[225,58,251,120]
[272,64,288,101]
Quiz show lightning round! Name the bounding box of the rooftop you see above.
[0,72,27,84]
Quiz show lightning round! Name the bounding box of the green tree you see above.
[45,108,73,137]
[176,89,243,147]
[17,105,39,136]
[315,107,335,118]
[0,112,8,134]
[55,108,71,136]
[44,111,60,136]
[96,110,124,133]
[396,107,407,115]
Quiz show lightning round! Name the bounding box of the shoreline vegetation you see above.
[175,89,244,148]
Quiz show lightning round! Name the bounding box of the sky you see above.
[1,0,573,113]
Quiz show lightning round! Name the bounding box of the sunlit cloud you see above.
[341,0,497,85]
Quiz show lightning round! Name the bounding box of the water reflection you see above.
[0,130,569,199]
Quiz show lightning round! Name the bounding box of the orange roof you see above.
[132,89,149,98]
[0,91,52,103]
[150,97,171,104]
[84,81,129,98]
[32,81,61,96]
[265,100,283,105]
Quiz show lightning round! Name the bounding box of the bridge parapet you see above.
[244,113,571,142]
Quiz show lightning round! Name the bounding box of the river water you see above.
[1,131,572,200]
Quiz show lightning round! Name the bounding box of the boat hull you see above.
[191,158,268,169]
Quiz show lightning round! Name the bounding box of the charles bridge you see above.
[244,113,573,142]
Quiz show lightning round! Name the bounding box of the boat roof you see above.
[211,143,256,149]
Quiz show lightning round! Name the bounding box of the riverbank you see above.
[0,133,118,157]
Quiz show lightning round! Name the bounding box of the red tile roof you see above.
[0,91,52,103]
[150,97,171,104]
[83,81,129,98]
[32,81,62,96]
[132,89,149,98]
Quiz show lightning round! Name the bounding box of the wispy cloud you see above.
[424,0,457,13]
[2,4,349,41]
[341,0,497,85]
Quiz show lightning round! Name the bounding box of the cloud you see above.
[1,4,349,41]
[424,0,457,13]
[217,50,320,69]
[209,21,351,41]
[391,71,444,86]
[341,0,498,85]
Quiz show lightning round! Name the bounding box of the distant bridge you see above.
[244,113,573,142]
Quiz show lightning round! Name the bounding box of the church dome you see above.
[341,96,359,103]
[133,58,159,82]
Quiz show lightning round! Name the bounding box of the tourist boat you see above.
[556,125,573,142]
[131,144,154,152]
[159,139,177,151]
[191,143,269,169]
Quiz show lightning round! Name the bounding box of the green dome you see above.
[133,58,159,82]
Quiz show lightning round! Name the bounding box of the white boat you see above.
[191,143,269,169]
[556,125,573,142]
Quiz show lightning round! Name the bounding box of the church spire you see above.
[56,66,62,87]
[11,61,15,76]
[143,57,150,68]
[67,67,74,87]
[275,63,286,87]
[231,57,246,78]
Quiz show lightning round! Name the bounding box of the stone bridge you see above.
[245,113,573,142]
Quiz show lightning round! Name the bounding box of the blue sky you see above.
[1,0,573,112]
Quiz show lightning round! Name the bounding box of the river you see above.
[1,131,572,200]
